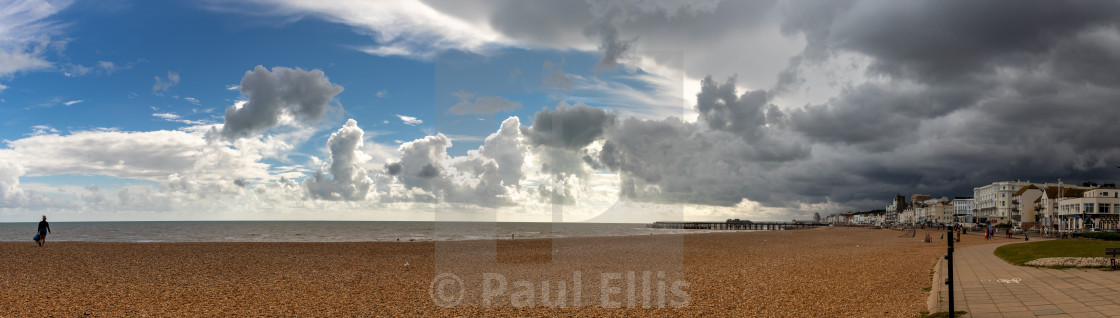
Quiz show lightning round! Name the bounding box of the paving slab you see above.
[932,239,1120,317]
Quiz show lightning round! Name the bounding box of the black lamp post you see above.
[946,215,956,317]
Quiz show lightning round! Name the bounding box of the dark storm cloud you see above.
[524,103,616,149]
[1046,27,1120,87]
[590,99,808,206]
[384,162,402,176]
[425,0,723,70]
[219,66,344,140]
[782,0,1120,83]
[484,0,593,46]
[599,117,752,206]
[695,76,783,138]
[583,1,634,70]
[414,0,1120,212]
[417,164,439,178]
[787,82,982,151]
[727,0,1120,211]
[524,77,809,207]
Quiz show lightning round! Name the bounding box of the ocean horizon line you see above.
[0,220,731,243]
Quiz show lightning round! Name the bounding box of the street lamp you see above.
[946,205,957,317]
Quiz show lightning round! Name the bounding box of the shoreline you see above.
[2,227,980,316]
[0,221,740,243]
[0,227,745,244]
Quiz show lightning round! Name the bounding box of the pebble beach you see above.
[1,227,997,317]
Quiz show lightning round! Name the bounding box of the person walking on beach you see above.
[36,215,51,247]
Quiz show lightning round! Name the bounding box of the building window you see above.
[1085,203,1093,213]
[1100,204,1110,213]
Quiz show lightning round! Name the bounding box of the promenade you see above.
[933,239,1120,317]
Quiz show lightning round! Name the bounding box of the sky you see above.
[2,0,1120,222]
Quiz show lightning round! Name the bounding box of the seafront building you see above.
[1016,183,1096,229]
[908,194,931,224]
[851,211,884,225]
[899,206,916,224]
[952,197,974,224]
[1036,184,1087,229]
[1011,185,1044,227]
[866,180,1120,232]
[913,197,952,225]
[1054,186,1120,231]
[884,194,907,225]
[973,180,1033,224]
[826,210,886,226]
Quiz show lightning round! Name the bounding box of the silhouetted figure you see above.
[37,215,51,247]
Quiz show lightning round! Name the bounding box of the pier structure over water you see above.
[646,219,827,231]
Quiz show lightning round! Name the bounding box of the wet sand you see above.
[1,227,1010,317]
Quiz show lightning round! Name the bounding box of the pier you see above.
[646,220,827,231]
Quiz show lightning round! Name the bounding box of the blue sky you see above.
[4,0,1120,223]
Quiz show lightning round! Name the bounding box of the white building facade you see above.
[952,197,974,224]
[1056,187,1120,232]
[974,180,1034,224]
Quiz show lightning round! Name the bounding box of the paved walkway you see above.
[934,240,1120,317]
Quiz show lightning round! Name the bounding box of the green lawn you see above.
[994,239,1120,266]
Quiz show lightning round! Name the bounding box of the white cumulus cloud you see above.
[305,119,374,201]
[395,114,423,126]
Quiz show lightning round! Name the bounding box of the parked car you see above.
[1010,226,1024,234]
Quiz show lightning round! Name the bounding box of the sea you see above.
[0,221,724,243]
